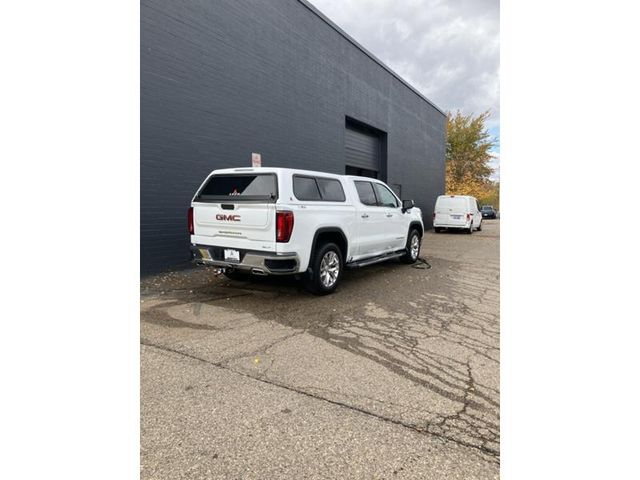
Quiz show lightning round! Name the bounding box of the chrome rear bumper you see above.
[190,244,299,275]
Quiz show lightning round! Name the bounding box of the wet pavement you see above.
[141,220,500,479]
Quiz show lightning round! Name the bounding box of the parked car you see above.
[188,167,424,295]
[481,205,497,219]
[432,195,482,234]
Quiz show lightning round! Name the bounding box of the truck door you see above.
[353,180,388,257]
[373,182,406,250]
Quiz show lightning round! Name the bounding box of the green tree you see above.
[446,110,496,198]
[478,181,500,210]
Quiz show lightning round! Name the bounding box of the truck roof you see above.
[208,167,387,183]
[437,194,475,199]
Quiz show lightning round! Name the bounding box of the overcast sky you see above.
[308,0,500,178]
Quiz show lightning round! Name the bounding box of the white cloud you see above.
[309,0,500,129]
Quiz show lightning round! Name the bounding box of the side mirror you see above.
[402,199,414,213]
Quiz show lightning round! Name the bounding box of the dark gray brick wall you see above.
[141,0,446,274]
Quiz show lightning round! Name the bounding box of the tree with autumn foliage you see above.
[445,110,497,204]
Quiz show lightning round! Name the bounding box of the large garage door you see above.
[345,124,381,174]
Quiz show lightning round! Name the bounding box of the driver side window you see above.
[373,183,399,208]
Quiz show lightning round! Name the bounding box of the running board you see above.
[346,250,406,268]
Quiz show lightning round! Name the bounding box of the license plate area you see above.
[224,249,240,262]
[451,215,462,220]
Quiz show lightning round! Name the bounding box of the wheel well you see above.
[312,229,348,260]
[409,222,423,238]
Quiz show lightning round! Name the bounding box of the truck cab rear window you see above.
[354,181,377,206]
[196,174,277,202]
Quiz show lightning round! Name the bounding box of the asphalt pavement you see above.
[141,220,500,479]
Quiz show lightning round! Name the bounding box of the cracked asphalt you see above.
[141,220,500,479]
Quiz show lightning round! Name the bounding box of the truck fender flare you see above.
[309,227,349,269]
[408,221,424,239]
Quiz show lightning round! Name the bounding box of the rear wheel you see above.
[303,242,343,295]
[467,223,473,234]
[400,229,421,264]
[434,227,442,233]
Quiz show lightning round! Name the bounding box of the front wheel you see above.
[303,242,343,295]
[400,229,421,264]
[477,221,482,231]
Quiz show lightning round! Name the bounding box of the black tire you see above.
[400,229,421,264]
[434,227,442,233]
[467,223,473,234]
[223,268,250,281]
[477,221,482,232]
[303,242,343,295]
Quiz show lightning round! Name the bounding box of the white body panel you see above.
[190,167,424,273]
[433,195,482,230]
[192,202,277,251]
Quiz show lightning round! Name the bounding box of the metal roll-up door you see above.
[345,126,381,172]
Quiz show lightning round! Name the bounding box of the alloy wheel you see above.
[319,251,340,288]
[410,234,420,260]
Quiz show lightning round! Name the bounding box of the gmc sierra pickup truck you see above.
[189,167,424,295]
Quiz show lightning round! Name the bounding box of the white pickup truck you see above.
[189,167,424,294]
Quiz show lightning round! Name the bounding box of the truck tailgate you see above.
[192,202,276,250]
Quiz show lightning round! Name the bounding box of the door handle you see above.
[386,213,393,217]
[361,214,369,219]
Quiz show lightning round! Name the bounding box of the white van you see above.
[433,195,482,234]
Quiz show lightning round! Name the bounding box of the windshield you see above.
[195,174,278,202]
[482,206,493,211]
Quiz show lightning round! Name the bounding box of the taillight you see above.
[466,213,472,220]
[433,212,436,220]
[188,207,194,235]
[276,211,294,242]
